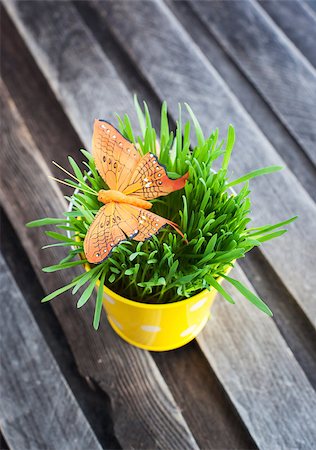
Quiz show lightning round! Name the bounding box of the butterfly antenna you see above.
[52,161,98,195]
[167,220,188,244]
[48,176,98,196]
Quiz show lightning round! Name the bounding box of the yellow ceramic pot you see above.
[84,262,231,351]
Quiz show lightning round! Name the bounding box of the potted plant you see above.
[27,98,296,351]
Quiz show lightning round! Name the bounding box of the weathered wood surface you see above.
[153,343,256,450]
[164,0,316,201]
[198,267,316,450]
[2,3,316,449]
[2,0,137,146]
[239,248,316,389]
[0,253,102,450]
[5,0,316,329]
[188,0,316,166]
[84,0,316,327]
[0,10,255,450]
[259,0,316,68]
[2,1,316,449]
[305,0,316,14]
[0,81,199,450]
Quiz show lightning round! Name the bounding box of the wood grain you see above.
[0,253,102,450]
[239,248,316,389]
[2,0,138,147]
[153,343,256,450]
[259,0,316,67]
[1,207,120,449]
[85,0,316,328]
[188,0,316,166]
[198,266,316,450]
[0,10,257,449]
[164,0,316,201]
[0,81,199,450]
[305,0,316,14]
[2,2,316,448]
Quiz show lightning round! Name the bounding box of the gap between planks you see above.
[73,1,316,390]
[187,0,316,166]
[164,0,316,201]
[1,208,120,449]
[0,253,103,450]
[0,79,199,450]
[81,0,316,329]
[258,0,316,68]
[2,3,316,449]
[0,14,255,448]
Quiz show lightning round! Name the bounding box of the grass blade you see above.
[26,218,68,227]
[222,274,273,316]
[256,230,287,242]
[93,271,106,329]
[226,165,282,187]
[185,103,205,146]
[205,274,235,304]
[77,278,96,308]
[247,216,297,236]
[41,280,78,302]
[222,125,235,170]
[134,94,146,136]
[42,259,87,272]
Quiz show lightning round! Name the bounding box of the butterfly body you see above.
[98,189,152,210]
[83,120,189,264]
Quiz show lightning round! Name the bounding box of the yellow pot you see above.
[84,262,231,351]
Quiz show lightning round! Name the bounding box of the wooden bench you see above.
[1,1,315,448]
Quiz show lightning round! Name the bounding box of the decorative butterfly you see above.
[83,120,189,264]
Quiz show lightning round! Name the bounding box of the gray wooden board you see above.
[0,253,102,450]
[198,265,316,450]
[2,0,139,147]
[0,13,258,450]
[305,0,316,13]
[2,5,316,450]
[0,80,199,450]
[259,0,316,68]
[164,0,316,201]
[153,343,256,450]
[85,0,316,328]
[188,0,316,166]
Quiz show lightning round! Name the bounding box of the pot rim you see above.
[82,259,232,309]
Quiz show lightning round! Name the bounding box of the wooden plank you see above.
[1,205,120,449]
[0,253,102,450]
[239,248,316,389]
[197,266,316,450]
[259,0,316,68]
[0,80,199,450]
[0,12,257,450]
[55,1,316,446]
[6,0,316,327]
[2,11,316,450]
[305,0,316,14]
[1,0,138,147]
[83,0,316,328]
[153,343,256,449]
[188,0,316,166]
[164,0,316,201]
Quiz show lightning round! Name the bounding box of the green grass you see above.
[27,98,296,329]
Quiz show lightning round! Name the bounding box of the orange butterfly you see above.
[83,120,189,264]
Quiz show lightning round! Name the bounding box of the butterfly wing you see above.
[92,120,141,191]
[122,152,189,200]
[115,203,185,241]
[84,203,127,264]
[84,202,185,263]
